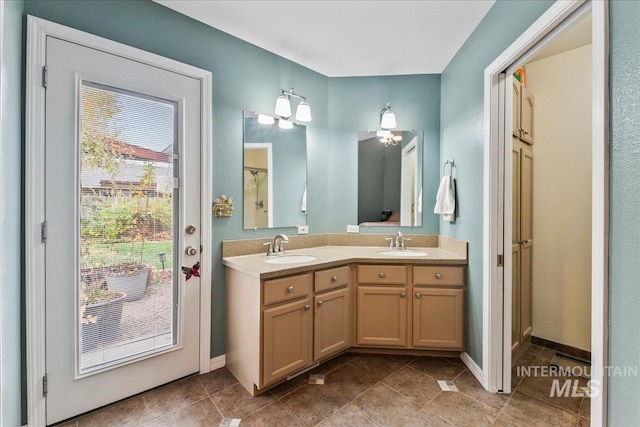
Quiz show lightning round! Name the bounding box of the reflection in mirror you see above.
[357,130,423,227]
[243,111,307,229]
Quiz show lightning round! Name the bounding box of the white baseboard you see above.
[460,352,487,389]
[209,354,226,371]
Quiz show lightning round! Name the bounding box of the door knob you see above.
[185,246,197,256]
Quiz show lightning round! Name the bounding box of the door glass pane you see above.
[79,82,177,373]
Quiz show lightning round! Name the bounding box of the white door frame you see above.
[0,1,5,423]
[482,0,608,424]
[25,16,213,426]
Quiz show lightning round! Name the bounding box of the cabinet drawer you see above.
[315,266,350,292]
[413,266,465,286]
[358,265,406,285]
[263,273,312,306]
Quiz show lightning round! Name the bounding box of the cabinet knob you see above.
[435,273,443,279]
[415,292,421,299]
[304,304,310,311]
[317,301,323,307]
[287,286,294,293]
[379,272,386,279]
[331,276,338,282]
[400,292,406,298]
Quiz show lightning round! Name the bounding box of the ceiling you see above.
[530,12,592,63]
[155,0,495,77]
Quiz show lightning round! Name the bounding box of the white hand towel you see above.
[301,185,307,213]
[434,175,455,221]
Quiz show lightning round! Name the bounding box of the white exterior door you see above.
[44,36,202,424]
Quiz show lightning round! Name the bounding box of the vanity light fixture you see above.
[380,102,397,130]
[274,88,312,122]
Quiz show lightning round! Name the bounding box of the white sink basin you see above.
[265,255,317,264]
[377,250,428,257]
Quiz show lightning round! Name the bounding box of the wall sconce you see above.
[380,102,397,130]
[274,88,312,122]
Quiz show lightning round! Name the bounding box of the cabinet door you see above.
[520,86,534,144]
[356,286,407,347]
[513,78,522,138]
[263,298,312,386]
[413,288,465,350]
[314,288,349,361]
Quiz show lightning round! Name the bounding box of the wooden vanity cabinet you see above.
[356,265,408,347]
[313,266,351,361]
[412,266,466,350]
[262,273,313,386]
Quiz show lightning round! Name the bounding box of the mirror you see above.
[243,111,307,229]
[357,130,424,227]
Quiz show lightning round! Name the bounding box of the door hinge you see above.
[42,66,48,88]
[173,178,180,189]
[497,254,504,267]
[43,373,48,397]
[41,221,48,243]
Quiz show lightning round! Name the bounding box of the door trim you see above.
[482,0,608,424]
[25,16,212,426]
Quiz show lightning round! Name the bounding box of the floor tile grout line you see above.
[207,395,226,422]
[515,384,584,416]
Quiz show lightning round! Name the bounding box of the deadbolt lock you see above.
[185,225,196,235]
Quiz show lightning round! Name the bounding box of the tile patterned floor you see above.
[57,345,590,427]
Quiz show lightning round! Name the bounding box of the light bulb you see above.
[278,119,294,129]
[258,114,275,125]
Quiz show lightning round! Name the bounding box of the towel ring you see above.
[443,159,455,176]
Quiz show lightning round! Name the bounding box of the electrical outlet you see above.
[297,225,309,235]
[347,225,360,233]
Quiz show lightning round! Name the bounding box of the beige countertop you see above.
[222,245,467,279]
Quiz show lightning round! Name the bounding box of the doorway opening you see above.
[482,1,608,424]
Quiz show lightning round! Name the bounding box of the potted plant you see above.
[80,278,126,352]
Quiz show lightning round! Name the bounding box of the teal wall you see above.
[328,75,441,234]
[1,0,25,425]
[440,0,554,367]
[608,1,640,423]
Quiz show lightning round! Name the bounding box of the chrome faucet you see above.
[396,231,410,249]
[263,234,289,256]
[395,231,404,249]
[273,234,289,254]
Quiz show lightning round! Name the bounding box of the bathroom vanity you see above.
[222,234,467,396]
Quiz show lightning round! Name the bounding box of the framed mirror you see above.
[243,111,307,229]
[357,130,424,227]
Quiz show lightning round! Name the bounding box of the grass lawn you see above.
[83,240,173,270]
